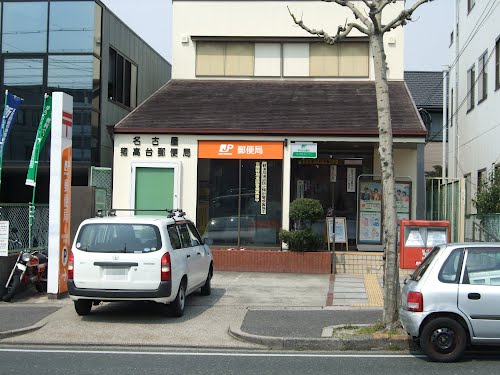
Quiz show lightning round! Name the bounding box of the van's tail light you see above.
[68,251,74,280]
[161,253,171,281]
[407,291,423,312]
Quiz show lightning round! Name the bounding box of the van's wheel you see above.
[419,317,467,362]
[74,300,92,316]
[169,281,186,317]
[2,270,22,302]
[200,266,212,296]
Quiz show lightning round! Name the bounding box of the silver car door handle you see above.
[468,293,481,300]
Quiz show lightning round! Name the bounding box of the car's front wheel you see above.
[419,317,467,362]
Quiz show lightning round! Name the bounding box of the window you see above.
[178,224,193,248]
[439,249,464,283]
[2,2,48,53]
[108,47,137,108]
[450,88,454,127]
[496,38,500,90]
[196,42,254,76]
[168,225,182,250]
[196,41,369,78]
[49,1,95,53]
[478,51,488,103]
[463,248,500,286]
[465,174,472,215]
[467,65,475,112]
[478,169,487,193]
[309,42,369,77]
[468,0,475,13]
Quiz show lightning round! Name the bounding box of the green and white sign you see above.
[291,142,317,159]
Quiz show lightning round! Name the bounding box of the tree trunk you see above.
[370,32,400,329]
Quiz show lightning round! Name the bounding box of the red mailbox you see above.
[399,220,450,269]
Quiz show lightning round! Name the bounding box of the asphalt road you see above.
[1,346,499,375]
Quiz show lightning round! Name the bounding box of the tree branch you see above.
[382,0,433,33]
[288,7,369,44]
[323,0,372,28]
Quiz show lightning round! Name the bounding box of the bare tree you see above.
[289,0,433,328]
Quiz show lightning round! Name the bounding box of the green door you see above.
[135,167,175,215]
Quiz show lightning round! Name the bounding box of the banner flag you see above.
[26,95,52,187]
[0,91,23,189]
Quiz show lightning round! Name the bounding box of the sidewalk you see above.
[0,272,412,351]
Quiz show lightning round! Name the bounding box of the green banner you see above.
[26,95,52,187]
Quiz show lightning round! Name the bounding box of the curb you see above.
[229,325,416,351]
[0,320,47,340]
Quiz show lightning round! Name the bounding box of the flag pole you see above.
[0,90,9,193]
[28,93,50,249]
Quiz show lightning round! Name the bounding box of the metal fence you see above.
[0,204,49,254]
[425,178,461,242]
[465,214,500,242]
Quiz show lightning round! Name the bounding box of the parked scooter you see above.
[1,228,48,302]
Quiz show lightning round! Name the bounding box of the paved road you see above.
[1,346,499,375]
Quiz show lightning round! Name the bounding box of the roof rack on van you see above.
[96,208,172,217]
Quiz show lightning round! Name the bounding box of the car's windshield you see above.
[75,223,162,253]
[410,245,442,281]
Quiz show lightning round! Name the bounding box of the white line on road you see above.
[0,348,425,359]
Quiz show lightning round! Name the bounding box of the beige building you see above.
[112,1,426,252]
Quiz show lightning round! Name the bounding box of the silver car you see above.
[400,243,500,362]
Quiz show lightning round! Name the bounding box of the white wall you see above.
[447,1,500,208]
[172,0,405,80]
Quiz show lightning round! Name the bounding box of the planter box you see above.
[212,249,331,274]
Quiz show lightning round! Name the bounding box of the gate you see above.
[425,178,464,242]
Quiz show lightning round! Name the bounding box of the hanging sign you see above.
[260,161,268,215]
[291,142,317,159]
[347,168,356,192]
[330,165,337,182]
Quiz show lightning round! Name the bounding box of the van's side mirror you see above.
[203,238,213,246]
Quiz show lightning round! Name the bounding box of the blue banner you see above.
[0,92,24,147]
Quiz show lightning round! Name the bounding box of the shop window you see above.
[108,47,137,108]
[197,159,282,247]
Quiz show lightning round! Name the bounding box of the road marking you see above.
[0,348,424,359]
[353,274,383,307]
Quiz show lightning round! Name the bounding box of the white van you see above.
[68,211,213,317]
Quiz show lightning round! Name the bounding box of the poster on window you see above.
[359,212,382,243]
[395,182,411,216]
[346,168,356,192]
[359,181,382,212]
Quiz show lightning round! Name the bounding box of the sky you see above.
[102,0,452,72]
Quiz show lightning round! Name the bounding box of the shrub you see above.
[280,198,323,251]
[279,228,323,252]
[289,198,323,229]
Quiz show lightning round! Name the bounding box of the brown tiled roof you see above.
[114,79,427,137]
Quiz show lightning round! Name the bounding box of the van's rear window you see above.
[75,223,162,253]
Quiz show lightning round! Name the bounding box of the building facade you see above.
[0,0,170,203]
[113,0,426,251]
[447,0,500,215]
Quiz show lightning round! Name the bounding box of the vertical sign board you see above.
[48,92,73,296]
[0,221,9,256]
